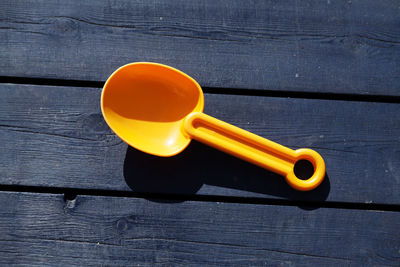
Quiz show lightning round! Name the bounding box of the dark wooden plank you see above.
[0,191,398,266]
[1,0,399,95]
[1,83,399,204]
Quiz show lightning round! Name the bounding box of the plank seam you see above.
[0,184,399,212]
[0,76,399,103]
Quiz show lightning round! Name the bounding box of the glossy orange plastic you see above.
[101,62,325,191]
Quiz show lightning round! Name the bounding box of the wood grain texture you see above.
[0,83,399,204]
[0,191,398,266]
[0,0,399,95]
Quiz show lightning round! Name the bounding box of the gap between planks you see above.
[0,76,399,104]
[0,184,398,213]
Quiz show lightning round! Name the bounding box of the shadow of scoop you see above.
[124,141,330,203]
[123,144,204,196]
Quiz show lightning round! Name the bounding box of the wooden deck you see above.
[1,0,399,266]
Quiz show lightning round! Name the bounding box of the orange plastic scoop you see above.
[101,62,325,191]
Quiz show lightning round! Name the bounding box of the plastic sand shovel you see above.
[101,62,325,191]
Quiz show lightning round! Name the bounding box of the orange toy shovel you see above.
[101,62,325,191]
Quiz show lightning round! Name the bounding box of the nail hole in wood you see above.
[63,193,77,202]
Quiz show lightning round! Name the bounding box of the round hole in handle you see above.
[294,159,314,180]
[285,148,326,191]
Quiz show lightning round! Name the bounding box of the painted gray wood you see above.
[0,191,399,266]
[1,0,399,95]
[1,83,399,204]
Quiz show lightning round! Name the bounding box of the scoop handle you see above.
[183,112,325,191]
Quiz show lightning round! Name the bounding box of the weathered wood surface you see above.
[1,83,399,205]
[0,191,398,266]
[1,0,399,95]
[1,1,399,265]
